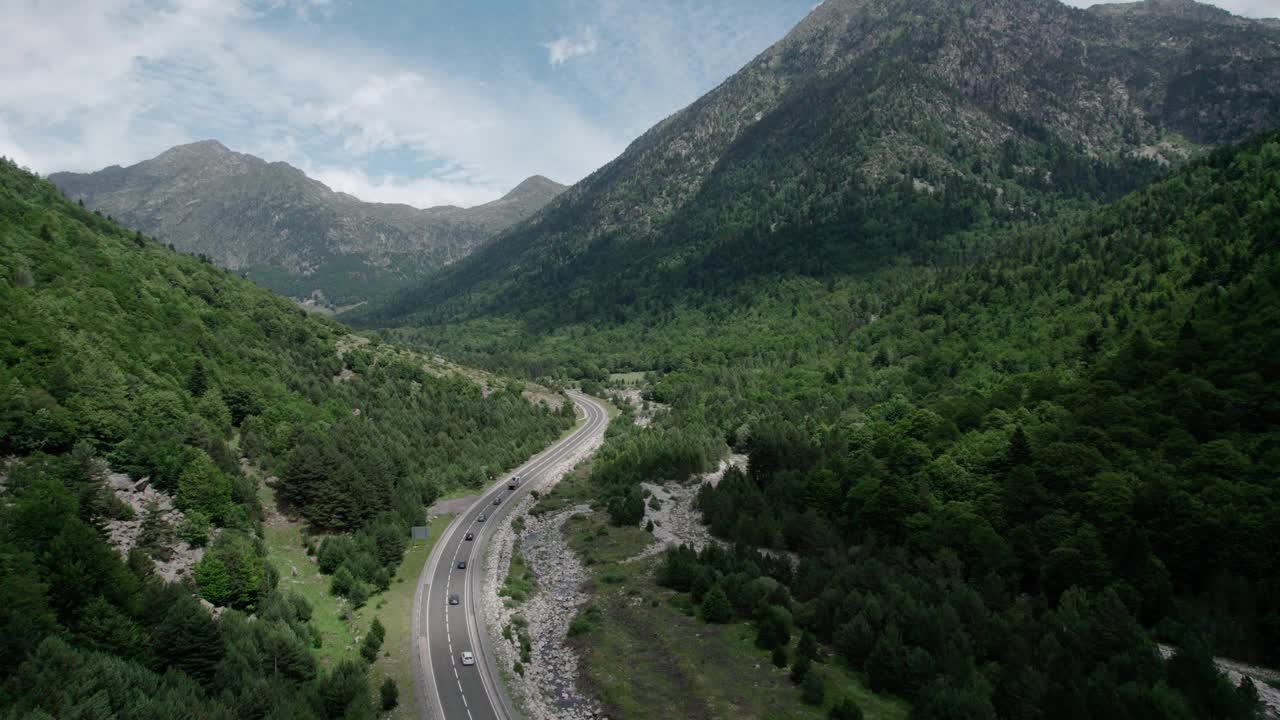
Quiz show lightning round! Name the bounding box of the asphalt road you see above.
[410,391,609,720]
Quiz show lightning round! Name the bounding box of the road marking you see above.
[419,392,607,720]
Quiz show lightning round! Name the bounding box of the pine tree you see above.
[321,659,372,718]
[802,670,826,705]
[701,585,733,624]
[361,618,385,662]
[152,598,224,685]
[830,699,864,720]
[380,677,399,710]
[188,360,208,398]
[756,605,792,650]
[798,631,818,661]
[791,654,811,684]
[136,501,176,561]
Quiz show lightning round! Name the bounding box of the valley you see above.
[3,0,1280,719]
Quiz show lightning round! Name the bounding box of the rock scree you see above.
[480,433,605,720]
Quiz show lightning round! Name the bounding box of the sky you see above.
[1,0,1275,209]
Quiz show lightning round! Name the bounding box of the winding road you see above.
[410,390,609,720]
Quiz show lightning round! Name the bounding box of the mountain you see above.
[49,141,565,308]
[362,0,1280,330]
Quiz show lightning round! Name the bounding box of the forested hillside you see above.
[0,156,572,718]
[402,127,1277,717]
[654,133,1280,717]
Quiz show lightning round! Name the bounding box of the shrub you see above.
[701,585,733,624]
[830,699,865,720]
[380,677,398,711]
[802,670,825,705]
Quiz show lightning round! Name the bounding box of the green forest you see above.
[0,157,572,718]
[376,132,1280,718]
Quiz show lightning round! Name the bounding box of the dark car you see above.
[464,532,474,541]
[456,560,467,569]
[449,594,460,605]
[493,495,502,505]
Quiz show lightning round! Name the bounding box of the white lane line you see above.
[461,393,608,718]
[425,393,608,720]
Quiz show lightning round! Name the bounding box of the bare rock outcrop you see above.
[104,471,207,584]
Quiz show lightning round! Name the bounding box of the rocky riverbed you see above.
[481,434,606,720]
[1158,645,1280,717]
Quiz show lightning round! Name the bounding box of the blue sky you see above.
[1,0,1275,208]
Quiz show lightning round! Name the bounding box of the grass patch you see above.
[260,483,356,669]
[435,485,483,503]
[530,458,597,516]
[608,371,649,385]
[602,397,624,420]
[568,602,605,637]
[564,511,652,567]
[499,534,537,605]
[573,557,909,720]
[365,514,453,720]
[547,498,907,720]
[261,481,451,719]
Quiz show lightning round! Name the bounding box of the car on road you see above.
[464,532,474,541]
[449,594,460,605]
[493,495,503,505]
[508,476,521,490]
[456,560,467,569]
[460,651,474,666]
[477,513,486,522]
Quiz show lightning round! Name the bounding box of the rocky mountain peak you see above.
[1088,0,1248,24]
[154,139,233,161]
[49,143,565,306]
[497,175,566,205]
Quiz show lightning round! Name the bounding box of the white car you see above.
[460,651,475,666]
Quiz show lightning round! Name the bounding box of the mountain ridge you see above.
[361,0,1280,329]
[49,141,566,307]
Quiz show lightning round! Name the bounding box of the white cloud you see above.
[0,0,623,207]
[309,166,504,208]
[257,0,336,20]
[543,28,599,66]
[548,0,814,139]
